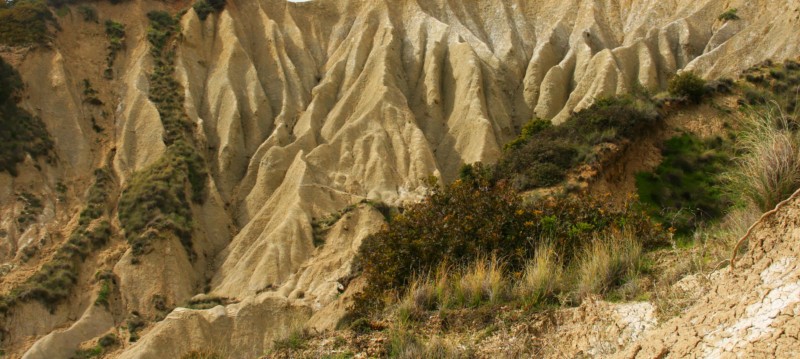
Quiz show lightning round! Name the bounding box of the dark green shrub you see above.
[127,314,146,342]
[668,72,707,104]
[117,143,206,257]
[0,2,54,46]
[353,173,665,314]
[98,333,118,348]
[504,118,552,151]
[636,134,732,234]
[193,0,214,21]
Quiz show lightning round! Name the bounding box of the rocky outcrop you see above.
[616,195,800,358]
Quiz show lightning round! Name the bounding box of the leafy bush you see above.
[503,118,551,151]
[193,0,214,21]
[668,72,707,104]
[353,172,665,314]
[636,134,732,234]
[718,8,740,21]
[497,95,659,190]
[0,58,55,176]
[193,0,226,21]
[98,333,118,348]
[0,2,54,46]
[127,314,146,342]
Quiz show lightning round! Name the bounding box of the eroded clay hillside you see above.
[2,0,800,357]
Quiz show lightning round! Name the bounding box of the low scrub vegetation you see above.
[497,94,659,190]
[353,169,665,315]
[104,20,126,79]
[0,1,54,46]
[0,168,114,314]
[718,8,740,21]
[668,72,707,104]
[636,133,732,234]
[0,57,55,176]
[193,0,225,21]
[118,11,208,260]
[16,191,44,230]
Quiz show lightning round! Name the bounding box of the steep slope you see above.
[1,0,800,357]
[616,193,800,358]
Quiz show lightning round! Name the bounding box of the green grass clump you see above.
[0,1,54,46]
[73,332,117,358]
[727,107,800,212]
[185,296,229,310]
[668,72,707,104]
[0,58,55,176]
[718,8,740,21]
[636,134,732,234]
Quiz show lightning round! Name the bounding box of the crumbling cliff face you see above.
[2,0,800,357]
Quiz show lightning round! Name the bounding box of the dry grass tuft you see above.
[576,233,643,298]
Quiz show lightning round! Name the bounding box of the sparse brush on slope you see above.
[0,168,115,314]
[117,11,208,259]
[0,1,54,46]
[0,58,55,176]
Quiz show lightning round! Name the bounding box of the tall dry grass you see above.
[576,232,643,298]
[515,241,562,306]
[727,105,800,212]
